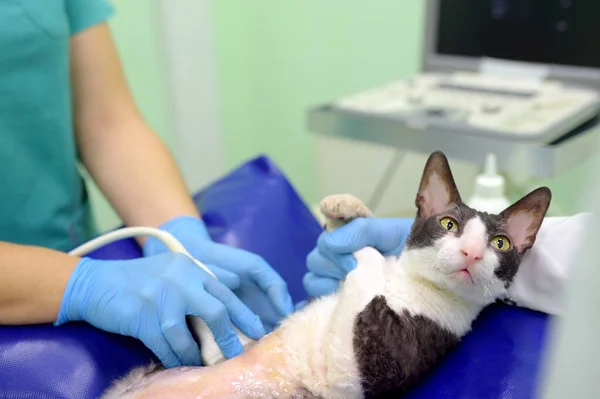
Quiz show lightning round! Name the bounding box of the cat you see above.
[100,150,551,399]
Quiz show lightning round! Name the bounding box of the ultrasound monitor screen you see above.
[435,0,600,69]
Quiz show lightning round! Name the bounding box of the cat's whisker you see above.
[470,271,497,298]
[484,273,504,297]
[484,284,492,297]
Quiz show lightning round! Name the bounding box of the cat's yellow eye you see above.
[490,235,511,251]
[440,217,458,232]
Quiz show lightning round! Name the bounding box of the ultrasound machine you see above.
[308,0,600,182]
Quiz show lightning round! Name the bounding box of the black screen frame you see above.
[422,0,600,90]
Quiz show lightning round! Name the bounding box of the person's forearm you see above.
[0,241,80,324]
[69,24,200,236]
[78,118,200,230]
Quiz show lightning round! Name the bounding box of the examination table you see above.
[0,156,549,398]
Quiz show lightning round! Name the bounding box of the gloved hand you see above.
[55,252,265,368]
[303,217,415,298]
[143,216,294,333]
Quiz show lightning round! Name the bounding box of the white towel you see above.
[504,212,593,316]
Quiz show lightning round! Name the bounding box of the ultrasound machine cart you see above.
[308,0,600,182]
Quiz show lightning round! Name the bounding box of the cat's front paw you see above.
[320,194,373,221]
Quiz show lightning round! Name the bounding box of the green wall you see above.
[108,0,173,148]
[91,0,428,229]
[211,1,426,205]
[535,152,598,215]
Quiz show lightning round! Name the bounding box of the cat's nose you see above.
[461,249,482,267]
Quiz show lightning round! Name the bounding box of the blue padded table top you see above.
[404,304,549,399]
[0,155,550,399]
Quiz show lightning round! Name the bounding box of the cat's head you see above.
[402,151,551,306]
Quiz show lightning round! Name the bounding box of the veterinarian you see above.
[0,1,294,369]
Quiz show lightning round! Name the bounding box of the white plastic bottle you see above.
[466,153,511,214]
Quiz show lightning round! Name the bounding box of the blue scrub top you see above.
[0,0,114,252]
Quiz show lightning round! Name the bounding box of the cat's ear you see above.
[415,151,462,218]
[500,187,552,253]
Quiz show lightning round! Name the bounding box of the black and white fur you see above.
[275,151,550,398]
[101,151,551,399]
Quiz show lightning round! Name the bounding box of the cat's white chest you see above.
[384,257,480,337]
[279,247,478,399]
[279,247,391,398]
[279,294,358,398]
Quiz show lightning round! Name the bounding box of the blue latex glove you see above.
[55,253,265,368]
[303,217,415,298]
[143,216,294,333]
